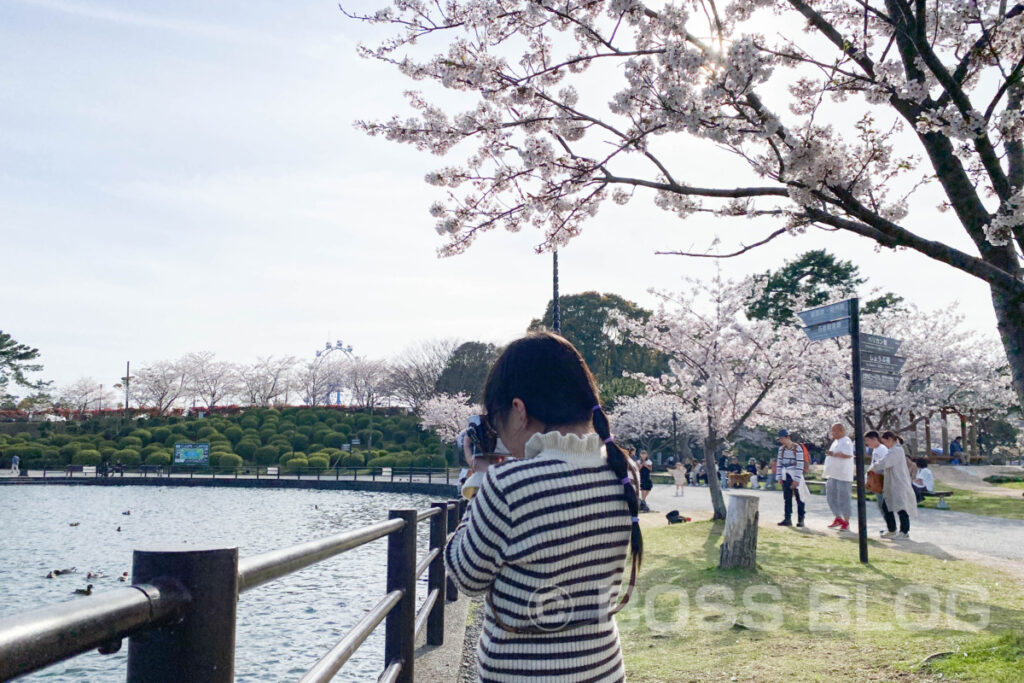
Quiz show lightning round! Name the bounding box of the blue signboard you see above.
[802,318,851,341]
[797,300,852,326]
[173,442,210,466]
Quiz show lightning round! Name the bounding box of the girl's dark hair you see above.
[482,332,643,563]
[881,431,902,443]
[865,430,880,440]
[915,458,929,468]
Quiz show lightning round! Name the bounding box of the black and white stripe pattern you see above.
[445,432,632,683]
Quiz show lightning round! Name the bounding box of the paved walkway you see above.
[643,481,1024,575]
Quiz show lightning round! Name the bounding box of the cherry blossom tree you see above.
[419,392,480,442]
[349,0,1024,410]
[760,303,1017,452]
[184,352,240,412]
[134,360,190,416]
[388,339,459,410]
[237,355,297,407]
[609,392,696,455]
[617,274,812,518]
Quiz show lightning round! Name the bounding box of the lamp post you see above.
[672,411,678,461]
[552,251,560,334]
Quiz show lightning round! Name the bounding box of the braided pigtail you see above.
[592,405,643,565]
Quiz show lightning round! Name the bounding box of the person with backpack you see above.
[776,429,810,527]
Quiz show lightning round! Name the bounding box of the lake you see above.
[0,485,436,681]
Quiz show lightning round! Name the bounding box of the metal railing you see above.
[0,498,467,683]
[34,465,457,485]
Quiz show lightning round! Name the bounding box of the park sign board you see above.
[797,300,852,326]
[860,353,906,376]
[862,371,901,392]
[802,318,851,341]
[173,442,210,466]
[861,333,902,356]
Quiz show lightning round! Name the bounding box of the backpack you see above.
[800,444,811,468]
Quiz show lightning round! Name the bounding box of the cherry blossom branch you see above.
[655,228,789,258]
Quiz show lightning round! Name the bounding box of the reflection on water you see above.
[0,485,434,682]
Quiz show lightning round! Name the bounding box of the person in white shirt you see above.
[824,423,855,532]
[864,430,890,520]
[912,458,935,502]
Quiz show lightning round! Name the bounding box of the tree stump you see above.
[719,494,759,570]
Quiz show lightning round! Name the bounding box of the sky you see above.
[0,0,998,392]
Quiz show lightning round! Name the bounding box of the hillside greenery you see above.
[0,406,449,471]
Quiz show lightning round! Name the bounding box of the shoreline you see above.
[0,474,458,498]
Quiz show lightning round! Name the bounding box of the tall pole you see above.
[672,411,678,460]
[124,361,130,412]
[850,297,869,564]
[552,250,560,334]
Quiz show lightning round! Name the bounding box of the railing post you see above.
[446,500,460,602]
[384,509,417,683]
[127,546,239,683]
[427,502,447,646]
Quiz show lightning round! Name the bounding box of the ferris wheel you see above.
[314,340,354,405]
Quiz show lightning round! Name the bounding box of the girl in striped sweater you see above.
[444,332,643,682]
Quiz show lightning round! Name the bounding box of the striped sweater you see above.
[445,431,632,683]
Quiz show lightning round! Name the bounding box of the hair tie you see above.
[621,476,631,485]
[631,516,639,523]
[592,404,602,412]
[604,436,614,444]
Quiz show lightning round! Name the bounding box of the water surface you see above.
[0,485,435,681]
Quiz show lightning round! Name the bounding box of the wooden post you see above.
[719,494,759,570]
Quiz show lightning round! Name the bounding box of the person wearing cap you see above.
[776,429,808,527]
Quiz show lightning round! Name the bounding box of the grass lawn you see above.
[992,480,1024,491]
[618,521,1024,682]
[917,485,1024,520]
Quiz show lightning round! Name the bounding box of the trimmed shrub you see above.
[100,447,116,462]
[118,436,143,450]
[307,456,329,471]
[48,434,73,447]
[259,427,277,444]
[354,415,371,429]
[130,429,152,445]
[356,429,384,446]
[341,452,365,468]
[151,427,172,443]
[312,428,331,445]
[324,432,348,449]
[290,434,311,451]
[254,446,278,466]
[145,451,171,467]
[234,440,259,460]
[58,443,80,461]
[218,453,243,471]
[239,414,259,430]
[114,449,141,467]
[224,426,243,445]
[283,457,308,473]
[197,426,218,438]
[164,434,180,447]
[297,412,319,426]
[72,449,103,466]
[279,451,305,466]
[367,455,398,468]
[142,444,165,457]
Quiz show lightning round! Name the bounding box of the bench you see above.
[924,490,954,509]
[266,467,279,476]
[138,465,163,477]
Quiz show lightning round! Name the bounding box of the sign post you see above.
[799,298,868,564]
[849,299,869,564]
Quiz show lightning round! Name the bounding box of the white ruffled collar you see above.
[523,431,607,465]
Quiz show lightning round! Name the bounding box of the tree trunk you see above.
[941,411,949,456]
[991,287,1024,411]
[719,494,759,570]
[705,436,727,520]
[924,416,932,456]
